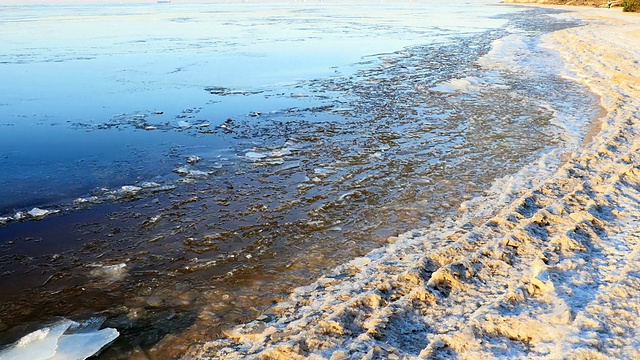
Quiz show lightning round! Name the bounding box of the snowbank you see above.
[185,7,640,359]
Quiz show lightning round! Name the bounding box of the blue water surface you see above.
[0,0,519,213]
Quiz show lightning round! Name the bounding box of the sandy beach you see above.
[184,6,640,359]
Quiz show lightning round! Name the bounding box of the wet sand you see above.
[186,6,640,359]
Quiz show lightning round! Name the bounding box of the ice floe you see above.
[244,151,267,160]
[120,185,142,194]
[0,318,118,360]
[243,147,292,165]
[27,208,59,219]
[88,263,128,283]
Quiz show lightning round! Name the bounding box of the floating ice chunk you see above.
[174,166,209,178]
[139,181,161,189]
[186,170,209,178]
[28,208,53,218]
[245,151,267,160]
[274,161,301,174]
[313,168,336,177]
[89,263,127,283]
[73,196,100,205]
[262,158,284,165]
[174,166,190,176]
[186,155,201,164]
[338,190,362,201]
[176,120,191,128]
[51,328,119,360]
[120,185,142,194]
[0,216,10,224]
[290,93,308,98]
[0,318,119,360]
[0,320,71,360]
[13,212,26,221]
[270,147,292,157]
[143,215,161,226]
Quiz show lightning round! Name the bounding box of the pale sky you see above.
[0,0,223,5]
[2,0,415,6]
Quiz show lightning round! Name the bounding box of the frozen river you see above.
[0,2,599,358]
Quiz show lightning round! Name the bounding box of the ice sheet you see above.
[0,318,118,360]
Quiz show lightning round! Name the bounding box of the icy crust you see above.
[186,9,640,360]
[437,24,594,220]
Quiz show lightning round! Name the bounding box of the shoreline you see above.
[186,6,640,359]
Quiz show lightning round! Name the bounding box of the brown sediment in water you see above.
[187,7,640,360]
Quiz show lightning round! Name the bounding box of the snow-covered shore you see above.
[185,7,640,359]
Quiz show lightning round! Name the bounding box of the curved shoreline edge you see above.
[186,7,640,359]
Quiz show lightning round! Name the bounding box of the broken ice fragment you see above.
[89,263,128,283]
[140,181,161,189]
[28,208,49,218]
[245,151,267,160]
[186,155,202,164]
[20,326,65,356]
[0,318,118,360]
[151,185,176,192]
[173,166,209,178]
[121,185,142,194]
[50,328,119,360]
[270,147,292,157]
[176,120,190,128]
[174,166,190,176]
[186,170,209,178]
[0,321,71,360]
[142,215,161,226]
[313,168,336,177]
[73,196,100,205]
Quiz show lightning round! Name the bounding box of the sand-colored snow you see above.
[186,7,640,359]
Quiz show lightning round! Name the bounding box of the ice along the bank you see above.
[188,6,640,360]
